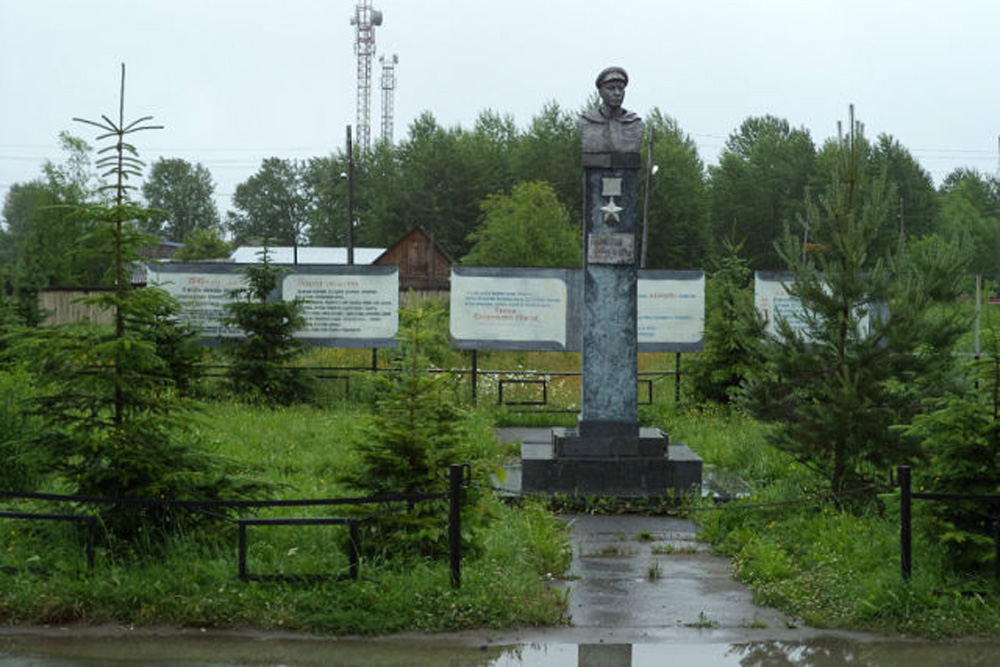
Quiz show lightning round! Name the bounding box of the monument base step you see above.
[553,426,668,457]
[521,436,702,497]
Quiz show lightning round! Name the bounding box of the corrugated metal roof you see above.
[230,246,386,265]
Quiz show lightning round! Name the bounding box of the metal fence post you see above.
[238,522,248,581]
[449,464,466,589]
[675,352,682,403]
[471,349,478,407]
[899,465,912,580]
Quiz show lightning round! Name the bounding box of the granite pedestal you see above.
[520,427,702,497]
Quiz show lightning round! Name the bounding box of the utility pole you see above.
[346,125,355,266]
[640,127,655,268]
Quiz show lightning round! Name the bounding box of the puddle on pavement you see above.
[2,634,1000,666]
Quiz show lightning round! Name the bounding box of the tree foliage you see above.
[341,303,493,558]
[710,115,816,269]
[463,181,581,268]
[173,228,232,261]
[741,113,970,495]
[5,65,258,541]
[902,309,1000,572]
[141,157,221,241]
[223,247,312,405]
[226,158,310,246]
[688,237,765,404]
[642,109,710,269]
[936,168,1000,280]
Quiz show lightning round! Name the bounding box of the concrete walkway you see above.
[491,427,846,645]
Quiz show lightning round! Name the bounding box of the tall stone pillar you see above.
[520,67,701,497]
[579,155,641,438]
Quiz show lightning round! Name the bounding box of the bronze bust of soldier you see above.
[579,66,644,165]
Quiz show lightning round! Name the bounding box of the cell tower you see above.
[350,1,382,151]
[380,54,398,144]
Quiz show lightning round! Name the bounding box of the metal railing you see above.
[898,465,1000,580]
[0,463,472,588]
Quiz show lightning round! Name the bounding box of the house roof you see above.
[230,246,386,265]
[374,225,455,265]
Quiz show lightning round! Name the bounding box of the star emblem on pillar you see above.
[601,196,623,224]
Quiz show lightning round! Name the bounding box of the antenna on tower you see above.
[380,54,398,144]
[350,1,382,152]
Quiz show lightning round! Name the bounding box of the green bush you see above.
[223,248,314,405]
[341,302,501,558]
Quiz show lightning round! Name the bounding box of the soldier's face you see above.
[599,81,625,109]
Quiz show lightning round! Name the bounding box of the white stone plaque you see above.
[154,270,247,337]
[450,275,567,347]
[637,275,705,345]
[283,272,398,340]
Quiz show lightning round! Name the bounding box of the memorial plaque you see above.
[587,233,635,265]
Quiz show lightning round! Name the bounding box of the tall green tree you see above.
[870,134,938,244]
[302,153,349,246]
[742,114,970,495]
[510,101,580,212]
[936,168,1000,279]
[1,134,106,321]
[642,109,710,269]
[226,158,311,246]
[141,157,221,241]
[391,112,481,257]
[463,181,581,268]
[709,115,816,269]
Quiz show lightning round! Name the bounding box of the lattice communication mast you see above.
[380,54,398,144]
[350,1,382,151]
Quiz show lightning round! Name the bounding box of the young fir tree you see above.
[901,298,1000,572]
[689,237,765,405]
[341,302,492,558]
[223,246,313,405]
[741,109,970,496]
[8,65,261,540]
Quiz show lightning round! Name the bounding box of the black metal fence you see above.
[898,465,1000,581]
[0,463,471,588]
[201,351,687,411]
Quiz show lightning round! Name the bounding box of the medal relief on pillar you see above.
[600,177,623,224]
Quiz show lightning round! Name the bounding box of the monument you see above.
[521,67,702,496]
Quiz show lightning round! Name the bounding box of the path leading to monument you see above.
[554,513,795,641]
[497,427,839,644]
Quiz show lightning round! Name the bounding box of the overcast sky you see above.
[2,0,999,220]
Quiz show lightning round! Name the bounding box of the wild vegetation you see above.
[2,72,1000,640]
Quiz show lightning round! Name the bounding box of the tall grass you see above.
[0,398,571,634]
[644,401,1000,637]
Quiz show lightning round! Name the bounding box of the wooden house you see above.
[374,226,453,295]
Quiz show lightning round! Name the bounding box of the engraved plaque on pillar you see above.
[588,233,635,265]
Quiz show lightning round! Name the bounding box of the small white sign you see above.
[283,272,398,340]
[637,275,705,345]
[154,270,247,337]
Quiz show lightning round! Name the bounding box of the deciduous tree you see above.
[463,181,581,268]
[141,157,221,241]
[642,109,710,269]
[709,115,816,269]
[227,158,310,246]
